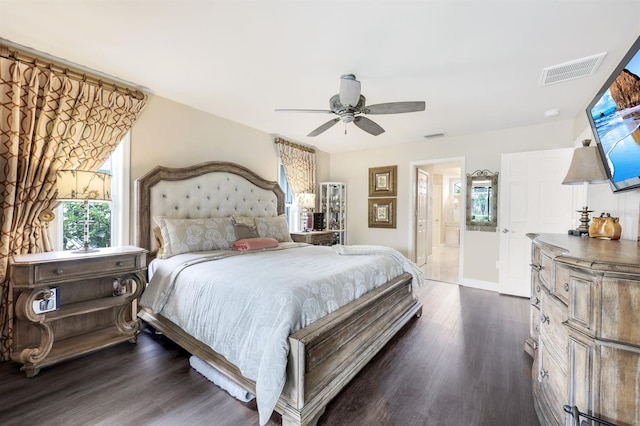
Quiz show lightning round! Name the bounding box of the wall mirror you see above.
[466,169,498,232]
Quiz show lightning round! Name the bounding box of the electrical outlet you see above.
[32,287,59,314]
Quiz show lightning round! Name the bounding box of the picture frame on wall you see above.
[369,165,397,197]
[368,198,397,228]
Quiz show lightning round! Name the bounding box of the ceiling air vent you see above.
[540,52,607,86]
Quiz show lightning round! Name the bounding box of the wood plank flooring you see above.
[0,281,538,425]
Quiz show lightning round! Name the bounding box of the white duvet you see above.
[140,243,423,424]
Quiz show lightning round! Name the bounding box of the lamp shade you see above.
[562,139,609,185]
[56,170,112,201]
[296,192,316,209]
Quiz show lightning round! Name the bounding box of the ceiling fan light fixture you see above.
[339,74,361,107]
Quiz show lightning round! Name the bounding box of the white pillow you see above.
[153,217,235,258]
[254,215,292,242]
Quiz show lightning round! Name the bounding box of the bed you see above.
[134,161,423,426]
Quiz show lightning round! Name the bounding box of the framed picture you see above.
[369,165,397,197]
[368,198,396,228]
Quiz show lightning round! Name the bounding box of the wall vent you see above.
[424,132,446,139]
[540,52,607,86]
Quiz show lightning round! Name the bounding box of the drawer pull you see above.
[563,283,569,292]
[536,285,541,293]
[530,263,542,272]
[538,369,548,382]
[540,314,549,324]
[55,269,64,275]
[533,297,540,306]
[116,261,125,267]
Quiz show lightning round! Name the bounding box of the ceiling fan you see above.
[275,74,426,137]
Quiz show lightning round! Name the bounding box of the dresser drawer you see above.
[539,288,568,366]
[33,255,138,284]
[566,269,597,336]
[538,338,568,425]
[553,264,571,305]
[539,252,552,290]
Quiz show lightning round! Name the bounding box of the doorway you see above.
[412,159,463,284]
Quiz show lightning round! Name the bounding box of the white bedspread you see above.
[140,243,423,424]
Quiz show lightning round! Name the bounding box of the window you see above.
[278,162,299,232]
[52,133,130,250]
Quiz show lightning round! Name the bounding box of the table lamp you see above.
[561,139,609,235]
[297,192,316,232]
[56,169,112,252]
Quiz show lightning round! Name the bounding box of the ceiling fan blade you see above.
[308,118,340,137]
[364,101,426,115]
[339,74,361,107]
[353,116,385,136]
[275,108,332,114]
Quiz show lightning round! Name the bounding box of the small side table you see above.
[290,231,337,246]
[9,246,147,377]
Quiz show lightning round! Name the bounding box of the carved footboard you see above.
[138,272,421,426]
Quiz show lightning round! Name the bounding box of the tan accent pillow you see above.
[153,217,236,258]
[255,215,293,242]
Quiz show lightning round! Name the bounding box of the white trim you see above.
[111,132,131,246]
[462,278,499,293]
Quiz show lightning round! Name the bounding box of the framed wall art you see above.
[369,165,397,197]
[368,198,396,228]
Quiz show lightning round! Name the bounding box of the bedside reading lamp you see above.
[297,192,316,232]
[56,169,112,252]
[562,139,609,235]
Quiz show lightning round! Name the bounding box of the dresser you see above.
[9,246,147,377]
[526,233,640,426]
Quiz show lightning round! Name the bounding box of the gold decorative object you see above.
[368,198,396,228]
[369,165,397,197]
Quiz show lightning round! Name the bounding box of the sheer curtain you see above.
[274,137,316,196]
[0,56,147,360]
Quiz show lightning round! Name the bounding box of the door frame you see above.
[408,157,465,280]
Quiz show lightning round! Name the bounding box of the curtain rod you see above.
[0,40,148,100]
[274,137,316,153]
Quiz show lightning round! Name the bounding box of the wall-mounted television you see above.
[587,35,640,192]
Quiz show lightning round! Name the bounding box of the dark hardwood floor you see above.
[0,281,538,426]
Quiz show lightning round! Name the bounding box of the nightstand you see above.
[290,230,337,246]
[9,246,147,377]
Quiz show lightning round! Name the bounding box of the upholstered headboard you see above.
[135,161,285,256]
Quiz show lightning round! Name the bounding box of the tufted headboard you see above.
[135,161,285,258]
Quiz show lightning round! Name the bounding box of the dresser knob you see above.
[540,314,549,324]
[538,369,548,382]
[55,269,64,275]
[536,285,541,293]
[530,263,542,272]
[116,261,125,267]
[534,297,540,306]
[564,283,569,292]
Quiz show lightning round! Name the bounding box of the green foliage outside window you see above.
[62,202,111,250]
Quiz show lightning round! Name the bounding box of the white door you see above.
[432,176,443,246]
[415,169,428,267]
[498,148,578,297]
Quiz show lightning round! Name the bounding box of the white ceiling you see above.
[2,1,639,153]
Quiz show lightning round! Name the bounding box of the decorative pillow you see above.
[232,217,259,240]
[153,226,164,257]
[254,215,293,242]
[232,237,279,252]
[153,216,236,258]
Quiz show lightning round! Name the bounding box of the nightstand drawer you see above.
[34,255,137,283]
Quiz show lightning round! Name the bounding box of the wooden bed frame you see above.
[135,161,422,426]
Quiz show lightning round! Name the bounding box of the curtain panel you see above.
[0,57,147,361]
[274,138,316,196]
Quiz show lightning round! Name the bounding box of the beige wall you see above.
[128,95,639,288]
[329,120,576,284]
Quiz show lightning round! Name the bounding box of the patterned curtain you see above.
[274,137,316,196]
[0,57,147,360]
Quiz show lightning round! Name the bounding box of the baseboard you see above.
[461,278,499,293]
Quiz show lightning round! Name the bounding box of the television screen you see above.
[587,35,640,192]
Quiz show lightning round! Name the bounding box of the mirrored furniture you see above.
[320,182,347,244]
[465,169,498,232]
